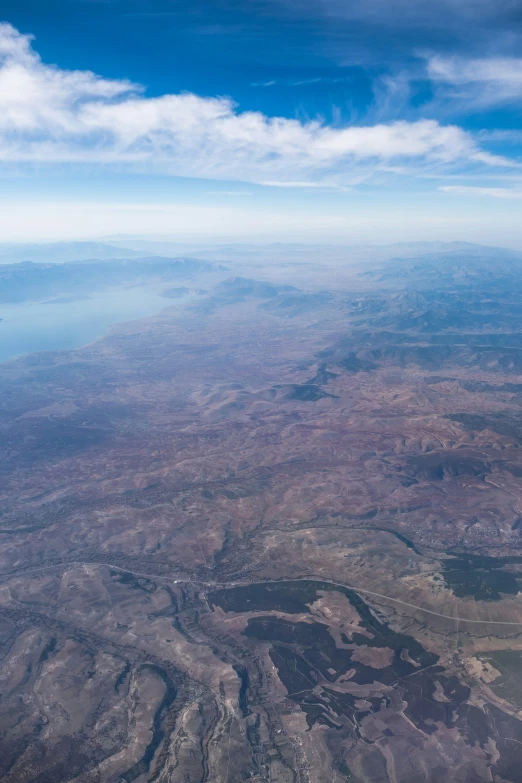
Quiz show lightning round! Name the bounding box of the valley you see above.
[2,243,522,781]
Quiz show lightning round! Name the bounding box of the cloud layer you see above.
[0,23,513,186]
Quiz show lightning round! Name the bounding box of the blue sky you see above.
[1,0,522,243]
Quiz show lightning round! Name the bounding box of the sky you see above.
[1,0,522,243]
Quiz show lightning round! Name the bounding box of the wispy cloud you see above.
[476,130,522,143]
[259,180,350,190]
[0,23,516,188]
[252,76,351,87]
[427,55,522,107]
[440,185,522,199]
[428,56,522,88]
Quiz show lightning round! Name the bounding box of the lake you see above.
[0,286,188,363]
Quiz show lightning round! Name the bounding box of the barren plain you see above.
[2,244,522,782]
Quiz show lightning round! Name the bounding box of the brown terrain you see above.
[2,244,522,782]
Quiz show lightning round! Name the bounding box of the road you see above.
[4,560,522,627]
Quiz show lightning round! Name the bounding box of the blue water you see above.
[0,286,185,363]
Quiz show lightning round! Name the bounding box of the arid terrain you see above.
[2,243,522,782]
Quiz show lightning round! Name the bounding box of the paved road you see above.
[4,560,522,627]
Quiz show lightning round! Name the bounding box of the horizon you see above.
[1,237,522,254]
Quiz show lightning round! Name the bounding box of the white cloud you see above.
[427,55,522,106]
[428,56,522,87]
[440,185,522,198]
[0,23,515,185]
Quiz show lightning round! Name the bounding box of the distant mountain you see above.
[0,257,223,304]
[343,287,522,333]
[0,242,149,264]
[259,291,333,317]
[363,245,522,288]
[213,277,297,299]
[101,238,522,266]
[192,277,299,314]
[307,243,522,377]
